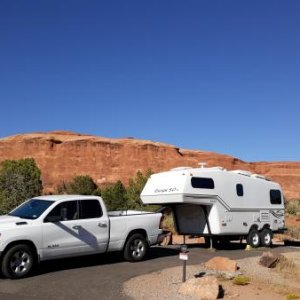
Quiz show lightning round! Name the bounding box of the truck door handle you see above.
[72,225,81,230]
[98,222,107,228]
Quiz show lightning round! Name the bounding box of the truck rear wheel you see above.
[124,233,148,262]
[1,244,35,279]
[247,229,260,248]
[260,228,273,247]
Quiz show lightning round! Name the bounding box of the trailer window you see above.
[270,190,282,205]
[191,177,214,189]
[236,184,244,196]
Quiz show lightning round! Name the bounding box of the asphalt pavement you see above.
[0,243,297,300]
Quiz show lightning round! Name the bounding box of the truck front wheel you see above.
[1,244,35,279]
[124,233,148,262]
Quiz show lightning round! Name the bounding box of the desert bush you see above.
[286,200,300,215]
[0,158,43,214]
[233,275,250,285]
[57,175,98,195]
[125,169,160,211]
[286,293,300,300]
[56,171,159,212]
[101,180,127,211]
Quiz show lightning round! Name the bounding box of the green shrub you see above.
[101,181,127,211]
[125,169,160,211]
[0,158,43,214]
[56,171,159,212]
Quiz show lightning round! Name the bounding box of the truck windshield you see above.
[8,199,54,220]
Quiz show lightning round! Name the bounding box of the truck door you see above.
[42,199,109,259]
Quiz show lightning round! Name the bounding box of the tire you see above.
[260,228,273,247]
[123,233,148,262]
[247,229,260,248]
[1,244,35,279]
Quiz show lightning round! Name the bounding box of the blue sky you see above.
[0,1,299,162]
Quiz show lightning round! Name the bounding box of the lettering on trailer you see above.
[154,187,179,193]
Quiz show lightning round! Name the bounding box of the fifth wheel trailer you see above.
[141,166,286,248]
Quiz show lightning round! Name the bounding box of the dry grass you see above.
[286,293,300,300]
[161,214,177,234]
[233,275,250,285]
[276,256,296,272]
[287,227,300,240]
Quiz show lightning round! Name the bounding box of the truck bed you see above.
[108,210,155,217]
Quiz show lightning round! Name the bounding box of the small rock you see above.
[178,276,219,300]
[258,251,282,268]
[204,256,238,273]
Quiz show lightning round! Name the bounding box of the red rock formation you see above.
[0,131,299,200]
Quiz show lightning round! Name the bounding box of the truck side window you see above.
[45,201,78,222]
[270,190,282,205]
[80,200,103,219]
[236,184,243,196]
[191,177,214,189]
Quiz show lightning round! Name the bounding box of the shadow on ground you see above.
[35,246,179,276]
[284,240,300,247]
[186,241,284,251]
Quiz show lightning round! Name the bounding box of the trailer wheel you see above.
[1,244,35,279]
[247,229,260,248]
[123,233,148,262]
[260,228,273,247]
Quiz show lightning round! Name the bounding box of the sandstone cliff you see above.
[0,131,299,200]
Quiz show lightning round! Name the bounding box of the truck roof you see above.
[33,195,100,202]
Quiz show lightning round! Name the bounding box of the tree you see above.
[0,158,43,214]
[125,169,155,210]
[57,175,98,195]
[101,180,127,211]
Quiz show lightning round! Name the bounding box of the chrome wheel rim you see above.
[264,233,271,245]
[252,233,259,246]
[130,239,145,258]
[10,251,31,275]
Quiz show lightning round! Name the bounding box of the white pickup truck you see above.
[0,195,164,278]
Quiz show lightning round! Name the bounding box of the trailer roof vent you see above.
[230,170,252,177]
[251,174,268,180]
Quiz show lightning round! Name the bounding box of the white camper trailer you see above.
[141,166,286,248]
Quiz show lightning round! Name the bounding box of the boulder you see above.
[178,276,219,300]
[204,256,238,273]
[259,251,282,268]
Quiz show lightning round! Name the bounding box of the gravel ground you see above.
[122,252,300,300]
